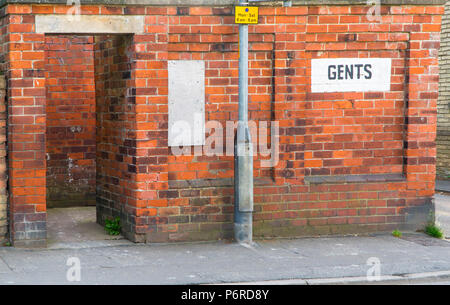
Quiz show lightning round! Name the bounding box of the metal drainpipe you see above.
[234,0,254,244]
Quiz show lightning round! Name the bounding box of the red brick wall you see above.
[305,49,406,176]
[1,3,443,246]
[5,11,47,247]
[139,5,441,242]
[45,35,96,208]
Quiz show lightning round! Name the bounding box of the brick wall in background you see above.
[0,75,6,244]
[1,3,444,246]
[45,35,96,208]
[438,1,450,180]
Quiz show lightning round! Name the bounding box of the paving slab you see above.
[436,180,450,193]
[0,257,11,275]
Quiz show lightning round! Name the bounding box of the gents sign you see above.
[311,58,391,93]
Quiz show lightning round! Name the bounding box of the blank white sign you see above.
[311,58,392,93]
[168,60,205,147]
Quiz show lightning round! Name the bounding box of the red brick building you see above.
[0,0,444,247]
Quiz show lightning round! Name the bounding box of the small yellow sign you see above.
[235,6,259,24]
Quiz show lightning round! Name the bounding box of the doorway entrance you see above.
[44,34,134,245]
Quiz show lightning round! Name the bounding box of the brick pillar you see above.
[7,13,47,247]
[0,75,7,244]
[132,8,171,242]
[403,6,443,229]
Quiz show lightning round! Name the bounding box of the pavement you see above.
[0,194,448,285]
[0,233,449,285]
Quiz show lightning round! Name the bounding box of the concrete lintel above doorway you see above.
[35,14,145,34]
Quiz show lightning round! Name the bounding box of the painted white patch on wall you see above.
[168,60,205,147]
[35,15,145,34]
[311,58,392,93]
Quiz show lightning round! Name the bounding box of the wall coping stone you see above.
[0,0,447,8]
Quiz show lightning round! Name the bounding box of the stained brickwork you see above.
[0,75,7,244]
[0,3,443,246]
[45,35,96,207]
[438,1,450,180]
[94,35,137,240]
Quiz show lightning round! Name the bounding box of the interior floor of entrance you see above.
[45,33,134,242]
[47,206,125,247]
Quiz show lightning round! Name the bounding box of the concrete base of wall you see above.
[402,198,434,231]
[13,239,47,248]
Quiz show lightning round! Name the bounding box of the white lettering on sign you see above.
[311,58,391,93]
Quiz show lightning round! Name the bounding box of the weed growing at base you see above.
[425,223,444,239]
[392,230,402,238]
[105,217,121,236]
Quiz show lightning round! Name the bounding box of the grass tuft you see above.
[425,223,444,239]
[392,229,402,238]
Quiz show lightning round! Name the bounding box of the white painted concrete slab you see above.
[36,15,145,34]
[168,60,205,147]
[311,58,392,93]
